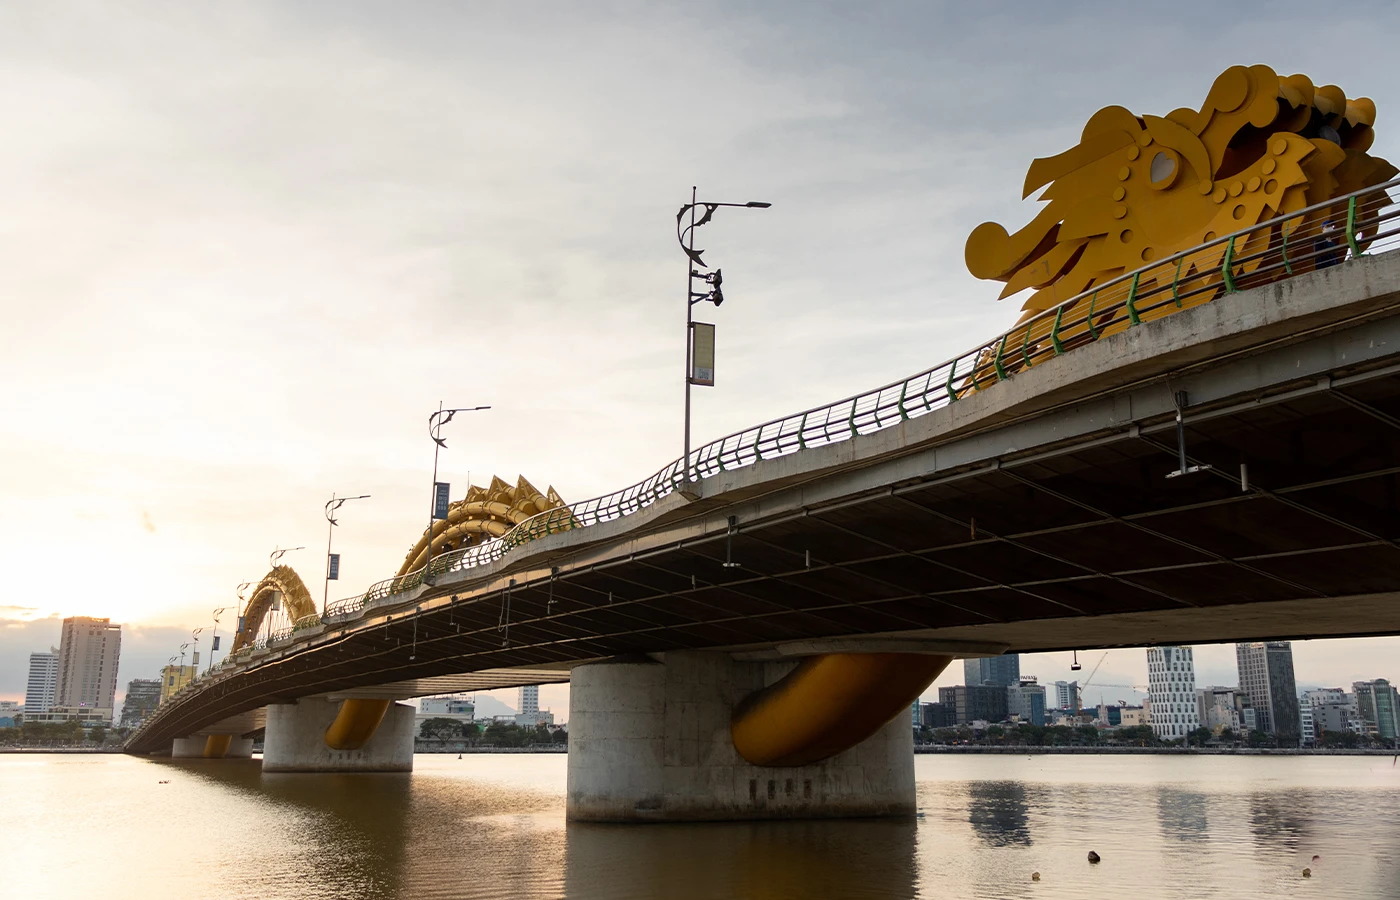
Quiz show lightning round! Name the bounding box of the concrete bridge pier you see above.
[171,734,255,759]
[262,697,415,772]
[566,652,921,822]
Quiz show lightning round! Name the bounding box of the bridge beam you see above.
[262,698,414,772]
[566,652,919,823]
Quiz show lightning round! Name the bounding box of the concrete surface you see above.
[566,652,915,822]
[262,699,414,773]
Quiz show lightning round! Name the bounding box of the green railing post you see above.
[1086,291,1099,340]
[1125,271,1142,325]
[1346,195,1364,258]
[946,360,959,402]
[1050,305,1066,355]
[993,334,1009,381]
[1280,221,1293,275]
[1222,236,1237,293]
[797,412,808,449]
[1171,257,1184,308]
[897,381,909,420]
[1020,325,1034,369]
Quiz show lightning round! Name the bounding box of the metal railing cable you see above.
[321,176,1400,622]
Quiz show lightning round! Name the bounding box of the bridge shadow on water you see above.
[562,817,919,900]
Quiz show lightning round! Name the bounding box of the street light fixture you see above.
[209,607,227,673]
[269,545,304,568]
[323,493,371,615]
[675,187,772,483]
[423,403,490,585]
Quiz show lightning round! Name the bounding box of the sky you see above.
[3,1,1399,713]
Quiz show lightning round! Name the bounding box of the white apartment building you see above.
[1146,646,1199,741]
[25,649,59,714]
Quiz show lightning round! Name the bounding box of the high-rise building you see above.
[1353,679,1400,742]
[1235,642,1299,741]
[938,685,1008,724]
[25,648,59,714]
[119,679,162,728]
[1007,677,1047,726]
[519,685,538,717]
[1146,646,1198,741]
[56,617,122,719]
[1196,686,1243,733]
[963,654,1021,687]
[1053,680,1080,712]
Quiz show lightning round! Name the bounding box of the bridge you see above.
[128,75,1400,820]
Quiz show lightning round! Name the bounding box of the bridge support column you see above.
[262,698,415,773]
[566,652,917,823]
[170,735,254,759]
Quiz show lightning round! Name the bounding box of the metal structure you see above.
[677,188,771,483]
[230,565,318,652]
[966,65,1395,323]
[323,493,370,615]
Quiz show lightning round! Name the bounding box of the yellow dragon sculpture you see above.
[966,65,1395,325]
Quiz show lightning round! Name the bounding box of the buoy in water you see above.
[1303,868,1312,878]
[1087,851,1101,864]
[1031,872,1041,881]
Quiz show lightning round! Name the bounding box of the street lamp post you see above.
[190,627,204,673]
[676,188,771,483]
[423,403,490,585]
[208,607,226,673]
[323,493,371,615]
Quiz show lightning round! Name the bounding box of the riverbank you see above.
[917,744,1399,756]
[0,747,123,754]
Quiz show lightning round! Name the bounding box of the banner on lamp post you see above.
[690,322,715,386]
[433,482,451,520]
[328,553,341,580]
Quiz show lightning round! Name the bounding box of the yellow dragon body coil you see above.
[966,65,1395,325]
[396,475,568,576]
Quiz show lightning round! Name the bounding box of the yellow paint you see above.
[323,699,391,751]
[731,653,952,767]
[231,565,317,652]
[966,66,1396,324]
[396,475,569,576]
[203,734,232,758]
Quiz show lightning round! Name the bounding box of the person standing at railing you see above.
[1316,220,1344,269]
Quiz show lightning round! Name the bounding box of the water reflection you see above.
[966,781,1032,847]
[1155,787,1208,843]
[1249,792,1313,852]
[161,758,414,898]
[564,818,918,900]
[6,754,1399,900]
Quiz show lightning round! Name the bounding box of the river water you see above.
[3,753,1398,899]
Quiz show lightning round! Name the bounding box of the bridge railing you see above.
[323,175,1400,621]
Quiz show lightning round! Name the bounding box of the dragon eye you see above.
[1150,151,1177,184]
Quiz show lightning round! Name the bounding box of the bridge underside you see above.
[128,256,1400,755]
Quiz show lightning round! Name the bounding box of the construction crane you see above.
[1079,652,1109,693]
